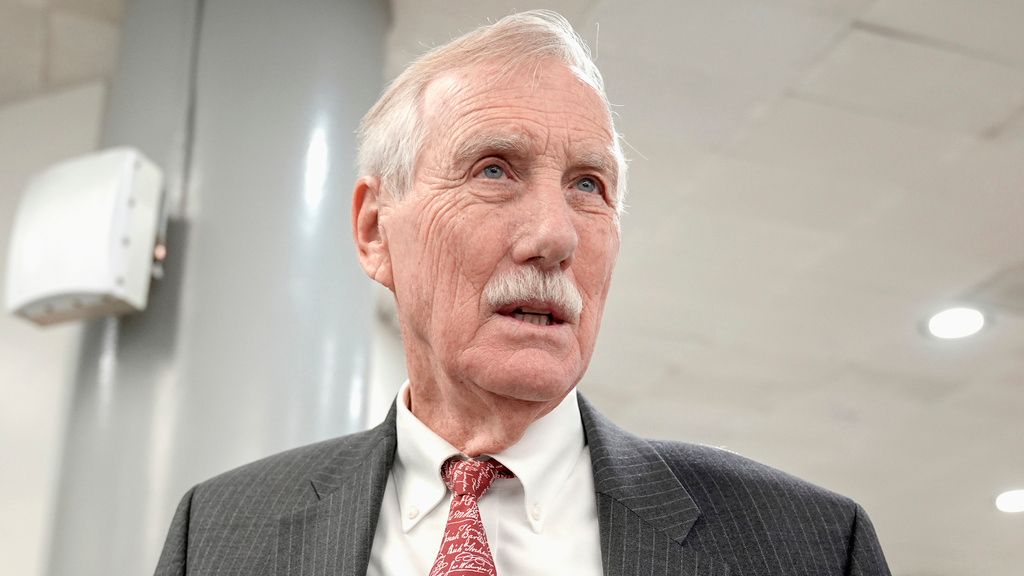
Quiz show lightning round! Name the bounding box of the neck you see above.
[405,371,566,457]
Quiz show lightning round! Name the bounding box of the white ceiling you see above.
[385,1,1024,574]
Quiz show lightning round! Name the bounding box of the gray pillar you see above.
[46,1,389,574]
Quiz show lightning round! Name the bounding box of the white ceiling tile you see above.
[47,10,120,86]
[50,0,123,23]
[0,3,45,102]
[729,282,922,363]
[770,0,875,20]
[961,137,1024,181]
[588,0,844,86]
[899,139,1024,266]
[863,0,1024,67]
[806,177,1024,305]
[607,201,842,354]
[676,154,907,235]
[796,29,1024,135]
[587,330,833,439]
[13,0,50,7]
[618,138,709,202]
[586,0,849,151]
[852,322,1002,390]
[574,1,848,150]
[626,202,837,291]
[994,106,1024,142]
[606,68,775,150]
[729,96,974,184]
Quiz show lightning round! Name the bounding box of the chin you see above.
[466,351,582,404]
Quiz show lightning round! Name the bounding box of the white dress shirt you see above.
[367,381,603,575]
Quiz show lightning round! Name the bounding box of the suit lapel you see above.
[580,395,730,576]
[275,405,397,576]
[271,394,732,576]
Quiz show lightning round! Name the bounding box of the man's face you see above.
[381,60,621,405]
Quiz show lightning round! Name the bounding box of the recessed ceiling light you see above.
[927,307,985,339]
[996,489,1024,513]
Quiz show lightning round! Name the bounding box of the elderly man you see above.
[156,10,890,576]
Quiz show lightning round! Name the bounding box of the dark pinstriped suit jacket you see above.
[155,395,891,575]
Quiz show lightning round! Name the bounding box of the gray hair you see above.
[356,9,628,212]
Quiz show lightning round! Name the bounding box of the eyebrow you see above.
[451,132,533,167]
[573,149,619,183]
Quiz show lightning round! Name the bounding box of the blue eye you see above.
[481,164,505,179]
[575,176,600,194]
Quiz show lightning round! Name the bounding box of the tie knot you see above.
[441,457,513,499]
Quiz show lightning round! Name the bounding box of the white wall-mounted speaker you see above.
[5,147,164,326]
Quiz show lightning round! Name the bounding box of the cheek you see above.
[573,224,619,345]
[576,225,620,297]
[456,226,507,285]
[417,207,506,328]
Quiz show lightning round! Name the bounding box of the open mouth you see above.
[497,305,566,327]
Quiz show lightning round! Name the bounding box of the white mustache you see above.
[484,267,583,323]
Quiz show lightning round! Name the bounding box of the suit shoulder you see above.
[190,426,384,513]
[161,426,391,573]
[649,439,858,520]
[645,439,891,574]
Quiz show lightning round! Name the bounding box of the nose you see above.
[512,183,578,271]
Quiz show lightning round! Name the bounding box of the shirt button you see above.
[408,506,419,519]
[531,504,543,521]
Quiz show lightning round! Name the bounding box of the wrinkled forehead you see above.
[421,59,613,128]
[418,60,618,172]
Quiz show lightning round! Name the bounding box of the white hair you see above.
[356,9,628,212]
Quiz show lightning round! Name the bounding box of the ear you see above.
[351,176,394,290]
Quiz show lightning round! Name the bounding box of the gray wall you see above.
[46,1,389,574]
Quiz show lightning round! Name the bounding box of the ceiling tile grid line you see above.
[793,27,1024,137]
[852,19,1024,71]
[861,0,1024,69]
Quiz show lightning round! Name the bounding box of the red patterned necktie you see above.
[429,457,514,576]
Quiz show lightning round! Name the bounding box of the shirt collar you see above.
[393,381,460,532]
[392,380,587,533]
